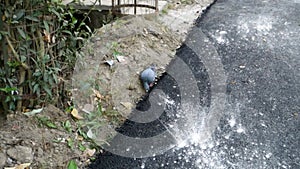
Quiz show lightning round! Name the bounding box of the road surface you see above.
[89,0,300,168]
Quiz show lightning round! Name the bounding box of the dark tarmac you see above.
[89,0,300,168]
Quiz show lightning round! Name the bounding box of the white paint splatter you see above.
[236,124,245,133]
[228,118,236,127]
[212,30,229,44]
[265,152,273,159]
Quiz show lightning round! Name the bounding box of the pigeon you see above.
[140,65,156,92]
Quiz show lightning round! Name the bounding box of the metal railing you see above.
[112,0,158,15]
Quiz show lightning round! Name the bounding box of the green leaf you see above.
[13,9,25,20]
[25,15,39,22]
[48,76,54,86]
[7,61,21,67]
[78,142,86,151]
[11,20,19,24]
[67,138,74,149]
[0,87,18,93]
[43,20,50,32]
[52,0,60,3]
[113,51,122,58]
[43,72,49,82]
[0,31,9,35]
[52,73,58,84]
[78,128,88,139]
[63,120,72,133]
[65,106,74,113]
[49,8,61,20]
[67,160,78,169]
[46,121,57,129]
[20,55,27,62]
[9,102,16,110]
[4,96,11,102]
[4,11,9,18]
[71,16,78,25]
[37,117,57,129]
[33,70,41,77]
[17,27,27,39]
[84,24,92,33]
[52,139,62,143]
[33,83,39,93]
[62,30,72,35]
[42,85,52,97]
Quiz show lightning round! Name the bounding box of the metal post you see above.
[155,0,158,12]
[134,0,137,14]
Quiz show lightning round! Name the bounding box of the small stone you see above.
[54,148,59,154]
[37,147,43,157]
[83,104,94,113]
[6,157,13,165]
[0,153,6,168]
[7,145,33,163]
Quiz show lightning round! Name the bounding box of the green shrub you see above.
[0,0,92,113]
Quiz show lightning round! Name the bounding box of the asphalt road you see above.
[89,0,300,168]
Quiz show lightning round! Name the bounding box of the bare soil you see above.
[0,0,214,168]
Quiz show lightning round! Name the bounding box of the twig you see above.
[5,35,30,70]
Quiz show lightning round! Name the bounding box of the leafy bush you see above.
[0,0,92,114]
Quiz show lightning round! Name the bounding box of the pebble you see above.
[37,147,44,157]
[6,157,13,165]
[0,153,6,168]
[7,145,33,163]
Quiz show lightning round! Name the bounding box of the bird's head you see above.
[149,64,156,71]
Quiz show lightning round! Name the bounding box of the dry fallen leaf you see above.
[16,163,31,169]
[71,108,84,120]
[87,128,95,139]
[143,28,149,34]
[116,55,126,62]
[43,29,51,43]
[120,102,133,110]
[23,108,43,116]
[93,89,104,100]
[83,148,96,157]
[52,34,56,43]
[104,60,114,67]
[76,135,84,141]
[4,163,31,169]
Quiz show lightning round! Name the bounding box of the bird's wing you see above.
[141,68,156,83]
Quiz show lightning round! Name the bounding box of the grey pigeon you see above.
[140,66,156,92]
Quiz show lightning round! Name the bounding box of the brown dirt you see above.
[0,0,214,168]
[0,105,92,168]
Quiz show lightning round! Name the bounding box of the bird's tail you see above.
[143,81,149,92]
